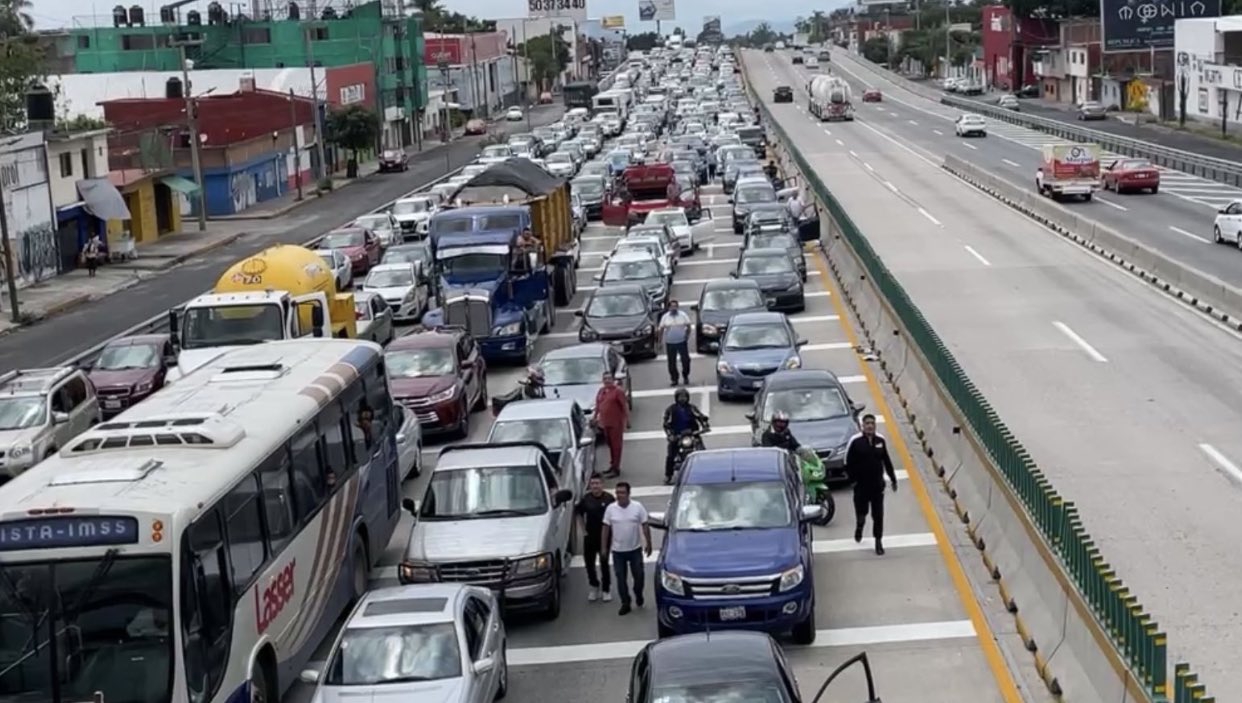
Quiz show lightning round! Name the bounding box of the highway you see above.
[0,106,565,372]
[747,47,1242,696]
[280,187,1035,703]
[796,50,1242,290]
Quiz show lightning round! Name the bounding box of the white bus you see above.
[0,339,402,703]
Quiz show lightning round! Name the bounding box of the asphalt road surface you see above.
[0,106,564,372]
[749,48,1242,695]
[808,50,1242,290]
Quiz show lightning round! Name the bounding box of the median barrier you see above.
[741,50,1214,702]
[942,152,1242,330]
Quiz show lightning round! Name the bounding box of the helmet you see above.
[771,410,790,426]
[527,366,545,383]
[674,388,690,403]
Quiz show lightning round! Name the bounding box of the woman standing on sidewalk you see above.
[83,235,103,277]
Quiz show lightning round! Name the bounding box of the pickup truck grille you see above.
[683,574,778,600]
[436,559,510,586]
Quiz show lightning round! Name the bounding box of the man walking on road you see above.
[575,474,615,603]
[602,482,652,616]
[845,414,899,555]
[659,299,693,386]
[593,372,630,479]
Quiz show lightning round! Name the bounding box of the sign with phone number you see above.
[528,0,586,21]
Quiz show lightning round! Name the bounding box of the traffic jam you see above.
[0,41,924,703]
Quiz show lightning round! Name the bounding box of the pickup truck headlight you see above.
[660,570,686,596]
[494,322,522,336]
[778,564,805,592]
[717,360,733,374]
[784,357,802,369]
[427,387,457,404]
[701,324,717,335]
[399,562,437,583]
[8,444,32,459]
[133,381,154,394]
[786,281,802,292]
[511,552,554,576]
[637,323,654,336]
[580,326,599,341]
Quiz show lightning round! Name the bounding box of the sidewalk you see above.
[0,223,248,337]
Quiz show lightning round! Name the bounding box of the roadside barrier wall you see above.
[740,54,1215,703]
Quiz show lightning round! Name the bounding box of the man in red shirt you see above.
[594,372,630,479]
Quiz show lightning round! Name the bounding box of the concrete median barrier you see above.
[942,153,1242,329]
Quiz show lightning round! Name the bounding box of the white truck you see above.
[808,75,854,121]
[1035,143,1101,201]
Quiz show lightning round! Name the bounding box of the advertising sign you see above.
[528,0,587,23]
[702,15,721,32]
[602,14,626,28]
[1101,0,1220,52]
[638,0,675,22]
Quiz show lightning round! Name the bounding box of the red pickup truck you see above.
[601,164,700,227]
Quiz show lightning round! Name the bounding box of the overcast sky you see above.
[38,0,824,34]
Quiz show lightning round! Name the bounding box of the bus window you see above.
[289,426,328,524]
[223,474,266,592]
[183,510,230,702]
[342,385,369,460]
[320,402,350,485]
[259,450,296,553]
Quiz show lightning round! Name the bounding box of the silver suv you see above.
[0,367,101,479]
[398,441,575,619]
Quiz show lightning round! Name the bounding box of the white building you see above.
[1174,16,1242,127]
[46,129,110,210]
[0,133,58,284]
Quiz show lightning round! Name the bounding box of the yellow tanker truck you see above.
[167,245,358,378]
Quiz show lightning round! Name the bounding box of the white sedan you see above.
[359,263,426,322]
[314,248,352,289]
[954,114,987,137]
[645,207,697,253]
[1212,199,1242,247]
[506,106,524,121]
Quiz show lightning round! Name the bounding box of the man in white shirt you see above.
[658,299,694,386]
[601,482,653,616]
[786,189,805,222]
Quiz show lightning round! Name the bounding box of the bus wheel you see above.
[350,539,369,602]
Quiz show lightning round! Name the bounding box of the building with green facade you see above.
[67,1,426,145]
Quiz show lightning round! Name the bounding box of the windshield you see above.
[587,294,648,317]
[1119,160,1151,170]
[647,211,688,227]
[181,304,284,349]
[0,397,46,431]
[0,555,173,703]
[573,181,603,197]
[702,288,765,311]
[95,343,160,371]
[541,356,606,385]
[430,217,472,234]
[392,200,430,215]
[383,246,428,266]
[764,387,849,422]
[548,153,572,163]
[736,188,775,205]
[604,259,660,281]
[320,230,365,248]
[422,465,549,519]
[741,255,792,275]
[325,623,461,686]
[355,216,388,230]
[751,233,794,249]
[672,481,791,530]
[724,324,791,350]
[483,146,511,158]
[489,419,572,451]
[438,253,507,278]
[386,348,455,378]
[365,269,414,288]
[606,153,630,167]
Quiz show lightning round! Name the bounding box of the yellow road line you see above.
[812,249,1027,703]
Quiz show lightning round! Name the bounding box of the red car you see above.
[88,334,175,416]
[378,149,408,173]
[862,89,882,102]
[385,328,488,439]
[319,226,383,275]
[1102,158,1160,194]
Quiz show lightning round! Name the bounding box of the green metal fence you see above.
[749,95,1211,703]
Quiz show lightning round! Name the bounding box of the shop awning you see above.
[77,178,132,221]
[161,175,201,195]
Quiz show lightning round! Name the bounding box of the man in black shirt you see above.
[575,474,615,602]
[760,411,800,453]
[845,414,898,555]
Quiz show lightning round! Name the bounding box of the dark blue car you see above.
[715,312,805,400]
[651,447,824,643]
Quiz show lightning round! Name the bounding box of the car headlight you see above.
[638,323,654,335]
[661,570,686,596]
[701,324,717,335]
[511,552,554,576]
[133,381,153,394]
[494,322,522,336]
[786,281,802,292]
[717,360,733,373]
[580,326,599,341]
[784,357,801,369]
[778,564,805,592]
[399,562,437,583]
[8,444,32,459]
[427,387,458,404]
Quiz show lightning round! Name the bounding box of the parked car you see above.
[746,369,865,483]
[715,312,806,400]
[314,248,353,290]
[645,208,696,253]
[1077,100,1108,120]
[733,248,805,313]
[506,106,525,121]
[378,148,409,172]
[386,328,488,438]
[353,291,396,346]
[464,118,489,135]
[997,94,1020,110]
[381,241,432,277]
[391,196,439,239]
[1102,157,1160,194]
[319,226,383,275]
[87,334,174,417]
[597,250,670,310]
[0,367,102,477]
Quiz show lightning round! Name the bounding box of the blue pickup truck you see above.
[651,447,824,643]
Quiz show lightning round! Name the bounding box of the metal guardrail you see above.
[844,52,1242,189]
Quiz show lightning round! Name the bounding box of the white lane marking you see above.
[854,120,941,169]
[932,129,943,135]
[626,416,886,441]
[564,532,937,568]
[1169,225,1209,243]
[962,143,978,150]
[849,150,859,158]
[1052,321,1108,362]
[1094,196,1128,211]
[823,128,832,136]
[835,139,845,146]
[883,181,899,194]
[888,110,899,117]
[1002,159,1022,168]
[864,162,875,172]
[628,374,865,399]
[964,245,992,266]
[908,119,919,126]
[918,208,942,226]
[653,341,855,363]
[1199,444,1242,486]
[630,469,910,499]
[508,620,976,666]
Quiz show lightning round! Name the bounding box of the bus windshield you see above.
[181,304,285,349]
[0,555,173,703]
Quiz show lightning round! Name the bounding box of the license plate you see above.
[719,606,747,621]
[104,400,122,409]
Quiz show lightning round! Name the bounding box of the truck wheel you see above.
[791,607,817,644]
[542,570,562,620]
[657,621,676,639]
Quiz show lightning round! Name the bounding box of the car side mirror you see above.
[593,274,603,281]
[708,341,720,351]
[800,504,827,522]
[796,338,807,347]
[729,271,738,278]
[473,657,496,675]
[852,401,867,413]
[744,411,755,421]
[401,497,418,516]
[53,411,70,424]
[554,488,574,506]
[579,436,593,448]
[648,514,668,530]
[164,355,178,367]
[299,669,321,685]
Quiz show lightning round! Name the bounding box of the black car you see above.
[627,632,800,703]
[731,182,779,233]
[743,223,806,281]
[571,175,606,219]
[378,149,409,173]
[792,54,804,64]
[763,44,776,53]
[695,279,767,353]
[747,369,865,483]
[597,251,670,311]
[773,86,794,103]
[576,284,658,357]
[733,248,805,312]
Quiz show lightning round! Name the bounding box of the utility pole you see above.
[438,56,452,142]
[0,176,19,322]
[522,20,532,129]
[171,39,208,231]
[943,1,951,80]
[288,89,303,201]
[303,25,329,181]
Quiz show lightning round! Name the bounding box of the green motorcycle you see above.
[797,447,835,526]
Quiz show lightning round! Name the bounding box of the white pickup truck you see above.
[1035,143,1101,201]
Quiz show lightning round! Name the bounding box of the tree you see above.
[862,36,890,64]
[747,22,778,47]
[0,0,33,36]
[58,114,109,132]
[520,30,571,90]
[625,31,662,52]
[325,104,379,178]
[409,0,493,33]
[0,35,44,132]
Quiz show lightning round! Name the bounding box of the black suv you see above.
[773,86,794,103]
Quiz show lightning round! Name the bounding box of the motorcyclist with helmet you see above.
[760,410,801,453]
[490,366,546,415]
[662,388,710,484]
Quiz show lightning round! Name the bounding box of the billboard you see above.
[1100,0,1220,52]
[0,133,57,283]
[702,15,721,33]
[638,0,675,22]
[527,0,587,23]
[602,14,625,28]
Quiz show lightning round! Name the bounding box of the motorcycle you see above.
[669,426,709,479]
[490,377,545,417]
[796,447,835,525]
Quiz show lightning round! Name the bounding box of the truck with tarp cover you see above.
[420,159,579,363]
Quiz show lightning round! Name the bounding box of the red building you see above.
[424,32,508,66]
[324,62,378,109]
[981,5,1058,91]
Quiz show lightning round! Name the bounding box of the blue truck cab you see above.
[421,161,580,364]
[651,447,824,644]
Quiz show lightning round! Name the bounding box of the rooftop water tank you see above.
[187,9,202,24]
[166,76,184,99]
[25,85,55,124]
[129,5,145,26]
[112,5,128,26]
[287,1,300,20]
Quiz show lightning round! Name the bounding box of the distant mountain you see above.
[722,18,798,37]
